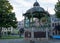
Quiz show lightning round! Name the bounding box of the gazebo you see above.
[23,1,50,39]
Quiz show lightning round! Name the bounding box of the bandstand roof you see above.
[26,6,45,14]
[23,1,50,18]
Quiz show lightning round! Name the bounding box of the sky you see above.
[8,0,58,21]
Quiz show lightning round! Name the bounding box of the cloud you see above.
[9,0,58,21]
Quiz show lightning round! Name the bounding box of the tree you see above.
[55,0,60,18]
[0,0,17,37]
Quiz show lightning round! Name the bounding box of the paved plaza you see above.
[0,39,60,43]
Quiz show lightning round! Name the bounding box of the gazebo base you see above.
[24,31,46,38]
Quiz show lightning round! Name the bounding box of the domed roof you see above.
[33,1,40,6]
[23,1,49,17]
[26,6,45,13]
[25,1,45,14]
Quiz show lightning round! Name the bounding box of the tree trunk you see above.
[0,27,2,38]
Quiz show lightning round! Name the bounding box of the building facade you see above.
[2,20,24,36]
[17,20,24,29]
[50,15,60,35]
[50,15,60,29]
[2,27,14,35]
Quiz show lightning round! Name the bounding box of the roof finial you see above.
[33,0,40,6]
[36,0,37,2]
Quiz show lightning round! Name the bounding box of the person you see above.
[19,28,24,37]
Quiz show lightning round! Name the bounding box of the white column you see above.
[46,27,48,40]
[31,27,34,39]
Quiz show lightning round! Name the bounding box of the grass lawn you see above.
[0,35,23,39]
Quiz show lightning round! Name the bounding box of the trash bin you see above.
[30,40,35,43]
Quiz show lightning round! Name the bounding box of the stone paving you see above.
[0,39,60,43]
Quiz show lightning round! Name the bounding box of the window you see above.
[19,23,21,25]
[52,23,54,27]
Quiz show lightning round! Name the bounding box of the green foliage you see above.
[55,1,60,18]
[0,0,17,28]
[1,36,23,39]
